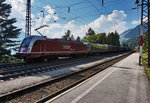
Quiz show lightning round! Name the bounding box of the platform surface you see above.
[46,53,150,103]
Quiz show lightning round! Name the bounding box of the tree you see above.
[0,0,21,62]
[82,31,120,46]
[106,31,120,46]
[62,30,71,40]
[76,36,80,41]
[82,35,97,43]
[107,32,114,45]
[82,33,104,44]
[69,35,75,40]
[97,33,107,44]
[86,28,95,36]
[124,36,139,49]
[0,46,11,63]
[122,42,128,47]
[114,31,120,46]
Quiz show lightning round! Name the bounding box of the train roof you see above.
[26,35,83,44]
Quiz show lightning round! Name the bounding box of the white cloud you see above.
[32,10,128,39]
[43,5,59,20]
[44,6,55,15]
[6,0,35,33]
[50,10,128,39]
[6,0,34,18]
[6,0,128,39]
[5,0,60,34]
[87,10,127,34]
[131,20,140,25]
[31,5,60,35]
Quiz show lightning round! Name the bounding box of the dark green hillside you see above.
[120,25,140,43]
[124,36,139,49]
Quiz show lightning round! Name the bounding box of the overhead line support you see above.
[25,0,31,37]
[136,0,150,66]
[148,0,150,66]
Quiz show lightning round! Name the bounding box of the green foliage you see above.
[62,30,71,40]
[107,31,120,46]
[69,35,75,40]
[76,36,80,41]
[142,32,150,82]
[82,35,98,43]
[142,32,148,64]
[82,31,120,46]
[62,30,80,41]
[86,28,95,37]
[122,42,128,47]
[142,52,150,82]
[0,47,11,63]
[97,33,107,44]
[82,33,106,44]
[0,0,21,63]
[0,55,23,63]
[62,30,70,40]
[124,36,140,49]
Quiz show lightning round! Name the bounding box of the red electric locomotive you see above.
[17,35,129,62]
[17,35,88,61]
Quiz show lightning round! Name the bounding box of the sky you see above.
[5,0,140,40]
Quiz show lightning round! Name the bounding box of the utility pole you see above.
[148,0,150,66]
[25,0,31,37]
[135,0,150,66]
[140,0,143,65]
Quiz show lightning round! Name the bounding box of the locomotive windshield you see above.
[21,36,33,47]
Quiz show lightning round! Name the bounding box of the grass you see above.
[0,56,23,63]
[142,52,150,82]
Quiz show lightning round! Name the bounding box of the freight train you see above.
[17,35,129,62]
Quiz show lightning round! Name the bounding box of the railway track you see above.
[0,57,96,82]
[0,52,132,103]
[0,62,26,69]
[0,59,64,71]
[0,54,111,82]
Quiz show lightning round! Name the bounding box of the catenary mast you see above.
[25,0,31,37]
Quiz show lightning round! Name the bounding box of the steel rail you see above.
[0,52,132,102]
[0,56,102,81]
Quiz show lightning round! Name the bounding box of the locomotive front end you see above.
[17,35,47,61]
[17,36,33,59]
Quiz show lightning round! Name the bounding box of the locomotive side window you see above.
[34,40,40,46]
[21,36,33,47]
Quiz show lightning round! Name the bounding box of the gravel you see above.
[0,53,129,103]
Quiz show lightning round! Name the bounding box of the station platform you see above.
[46,53,150,103]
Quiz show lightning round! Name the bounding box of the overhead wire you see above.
[15,0,125,18]
[15,0,129,14]
[86,0,101,12]
[104,0,127,9]
[65,0,90,23]
[40,2,130,24]
[14,0,135,31]
[40,0,89,24]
